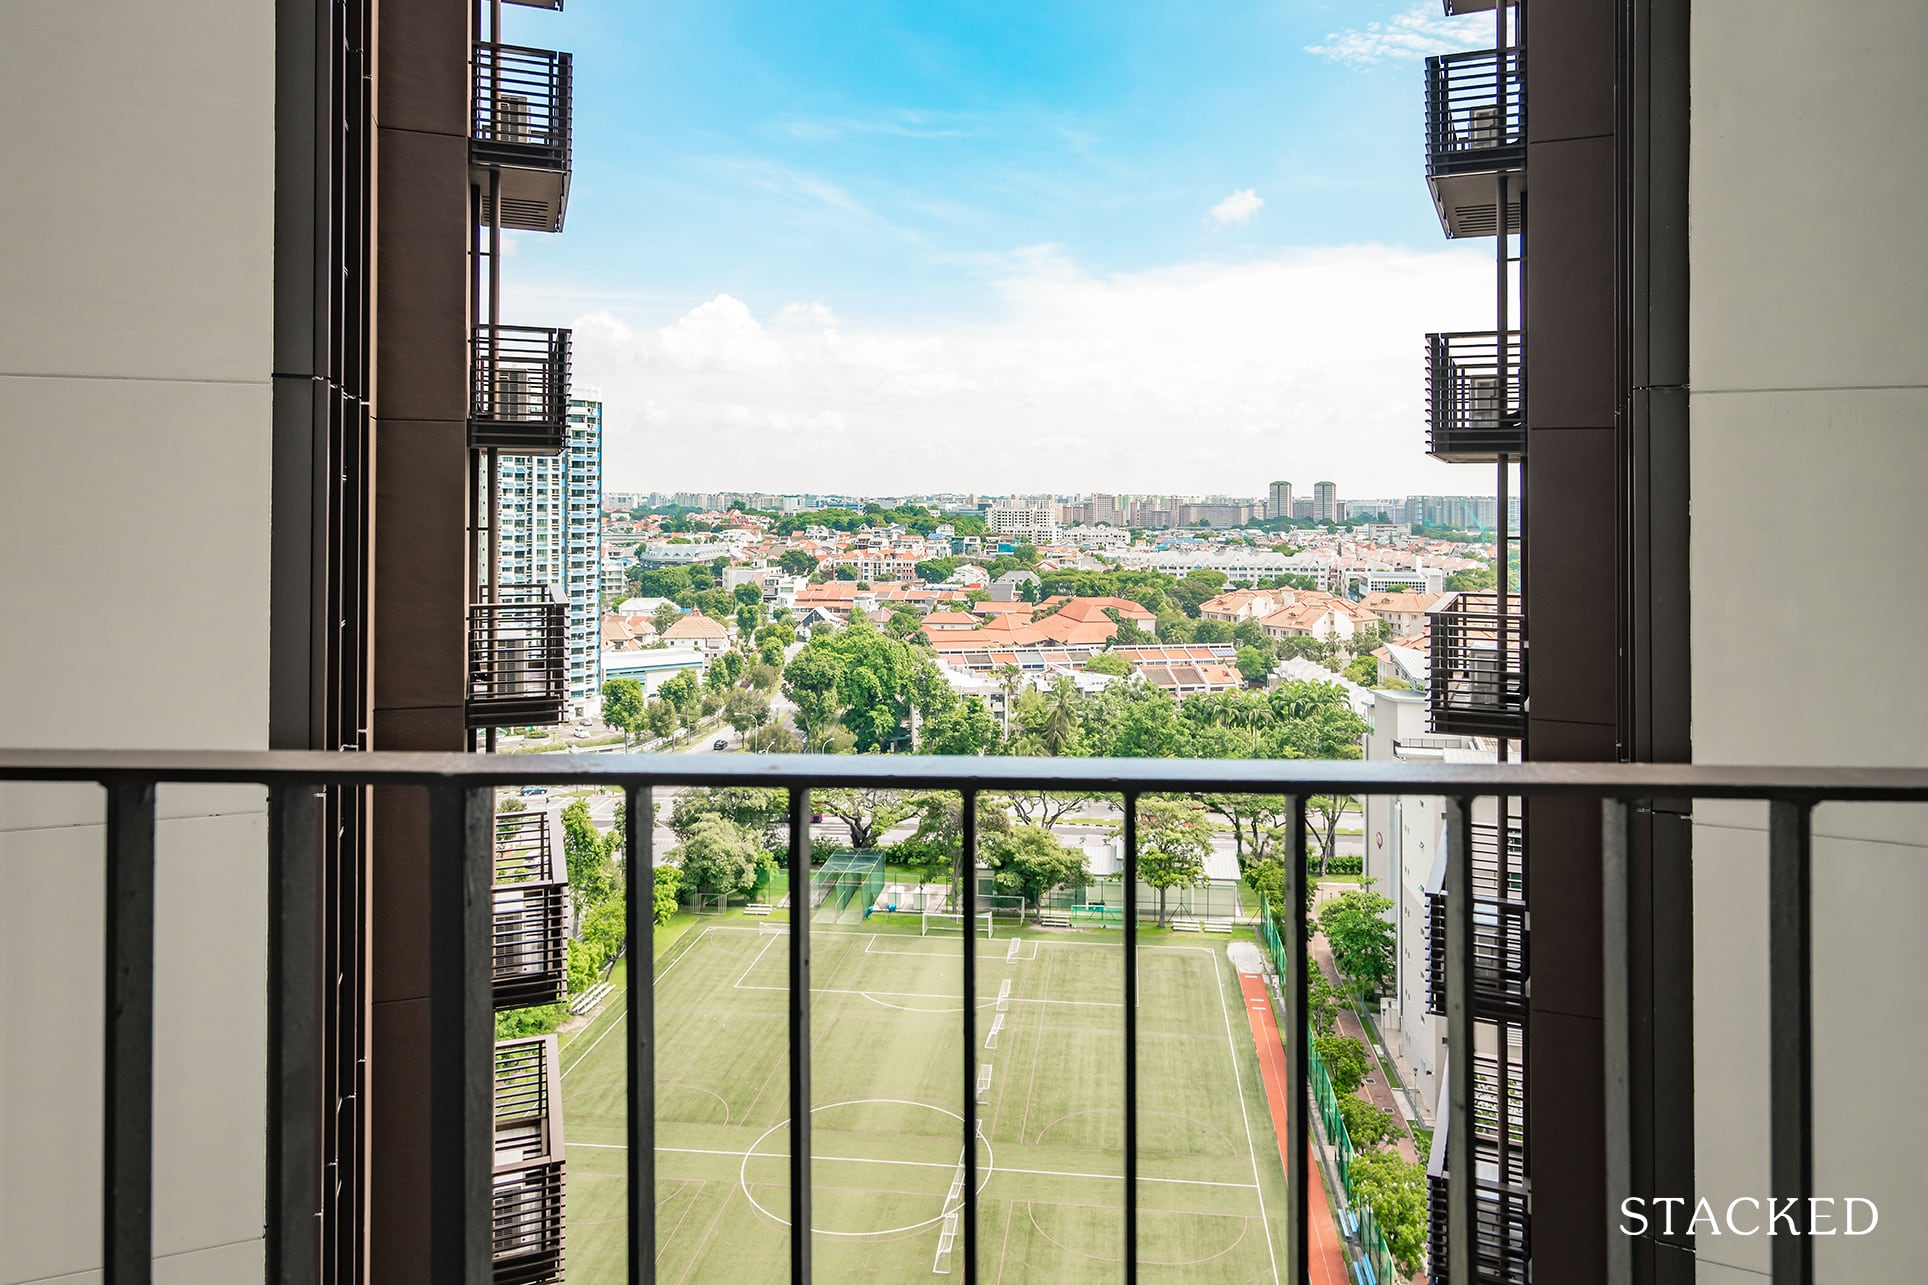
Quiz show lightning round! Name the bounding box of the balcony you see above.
[472,43,573,233]
[1439,0,1514,12]
[468,584,569,729]
[472,326,572,454]
[1424,48,1525,238]
[1426,330,1524,461]
[21,752,1921,1284]
[1428,817,1526,1018]
[1429,592,1525,736]
[493,808,568,1011]
[494,1037,566,1285]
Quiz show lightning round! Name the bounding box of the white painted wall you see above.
[0,2,275,1283]
[1691,3,1928,1280]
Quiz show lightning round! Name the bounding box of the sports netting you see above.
[811,850,884,925]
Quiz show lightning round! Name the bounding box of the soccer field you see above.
[556,918,1293,1282]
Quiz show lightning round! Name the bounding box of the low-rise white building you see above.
[599,647,708,696]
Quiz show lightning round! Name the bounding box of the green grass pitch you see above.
[555,917,1292,1282]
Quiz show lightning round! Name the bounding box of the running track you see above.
[1240,972,1351,1285]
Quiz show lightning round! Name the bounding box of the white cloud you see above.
[1304,4,1493,68]
[1207,189,1264,226]
[564,243,1500,496]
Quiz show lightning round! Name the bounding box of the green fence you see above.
[1039,877,1246,920]
[1258,899,1402,1283]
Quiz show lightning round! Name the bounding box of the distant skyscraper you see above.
[1268,480,1292,521]
[492,396,604,720]
[1312,481,1340,524]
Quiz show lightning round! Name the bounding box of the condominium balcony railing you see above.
[493,1037,566,1285]
[1424,48,1525,238]
[1439,0,1515,13]
[504,0,564,9]
[14,751,1920,1285]
[1428,817,1526,1017]
[1426,330,1525,461]
[1430,591,1525,736]
[468,584,569,729]
[472,42,573,232]
[471,325,572,454]
[493,807,568,1011]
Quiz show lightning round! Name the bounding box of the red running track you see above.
[1241,971,1351,1285]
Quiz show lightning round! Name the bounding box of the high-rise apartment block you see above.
[1311,481,1340,523]
[492,397,604,720]
[986,498,1058,544]
[1267,480,1292,521]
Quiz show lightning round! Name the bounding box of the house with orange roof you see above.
[1197,589,1281,624]
[920,610,981,633]
[1359,591,1450,638]
[1258,591,1367,644]
[659,612,731,655]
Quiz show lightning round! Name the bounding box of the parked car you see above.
[519,785,546,796]
[712,738,729,751]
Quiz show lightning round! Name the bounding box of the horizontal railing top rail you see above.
[4,748,1925,799]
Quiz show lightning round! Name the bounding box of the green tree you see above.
[833,565,859,581]
[783,647,847,747]
[1084,652,1132,677]
[1343,653,1380,687]
[1318,884,1397,997]
[1337,1095,1399,1151]
[914,557,959,583]
[1136,799,1210,927]
[644,697,678,742]
[885,606,923,641]
[1345,1150,1429,1275]
[724,687,768,740]
[815,788,916,850]
[777,550,818,577]
[668,786,790,847]
[1306,794,1356,872]
[1235,645,1274,688]
[651,602,681,636]
[732,582,763,607]
[673,815,770,899]
[922,695,999,755]
[1314,1033,1371,1096]
[601,677,647,745]
[652,863,682,926]
[746,723,802,753]
[560,799,618,933]
[985,825,1090,913]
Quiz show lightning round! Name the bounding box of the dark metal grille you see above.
[1425,49,1524,180]
[492,809,568,1011]
[493,1037,566,1285]
[1428,819,1527,1018]
[1427,330,1524,461]
[471,326,572,454]
[1430,592,1525,736]
[472,44,571,172]
[18,752,1919,1285]
[467,585,569,730]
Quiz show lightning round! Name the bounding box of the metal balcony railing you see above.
[493,1037,566,1285]
[468,584,569,730]
[471,326,572,454]
[1424,48,1525,238]
[14,751,1923,1285]
[1440,0,1514,13]
[1430,592,1525,736]
[493,808,568,1011]
[472,43,573,232]
[1427,330,1525,461]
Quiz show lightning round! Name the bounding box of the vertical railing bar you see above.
[788,786,813,1281]
[1121,789,1140,1283]
[104,777,157,1285]
[1601,797,1634,1285]
[625,783,657,1283]
[1445,795,1475,1285]
[267,783,324,1285]
[1283,794,1309,1285]
[959,789,980,1284]
[428,784,494,1285]
[1768,799,1814,1285]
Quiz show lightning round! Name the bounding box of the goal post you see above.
[921,909,995,938]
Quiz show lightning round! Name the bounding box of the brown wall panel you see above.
[1525,0,1616,143]
[372,420,469,712]
[373,128,470,423]
[377,0,471,137]
[1523,428,1620,728]
[367,996,432,1285]
[1524,136,1617,429]
[1528,1009,1606,1285]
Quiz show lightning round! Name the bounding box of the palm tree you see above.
[1042,678,1080,757]
[993,664,1024,742]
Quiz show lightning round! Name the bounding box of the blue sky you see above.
[500,1,1509,496]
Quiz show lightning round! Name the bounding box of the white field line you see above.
[570,1142,1258,1190]
[731,929,783,990]
[732,984,1122,1009]
[562,924,718,1079]
[1211,950,1281,1284]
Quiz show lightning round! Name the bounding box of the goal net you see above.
[921,909,995,938]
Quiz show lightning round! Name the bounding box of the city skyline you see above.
[493,1,1510,495]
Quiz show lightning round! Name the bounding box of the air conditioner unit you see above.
[1463,105,1503,150]
[497,92,533,145]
